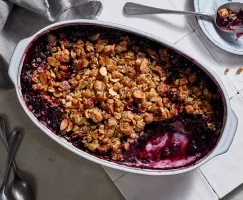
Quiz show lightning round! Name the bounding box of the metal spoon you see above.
[0,117,35,200]
[0,130,22,200]
[123,2,243,33]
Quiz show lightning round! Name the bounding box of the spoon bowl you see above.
[11,176,34,200]
[0,188,10,200]
[0,131,22,200]
[0,117,35,200]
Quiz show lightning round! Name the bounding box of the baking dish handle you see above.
[9,38,31,86]
[210,110,238,158]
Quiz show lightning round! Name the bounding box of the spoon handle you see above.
[2,130,21,187]
[123,2,213,18]
[0,117,18,173]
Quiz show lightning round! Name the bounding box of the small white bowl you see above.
[194,0,243,55]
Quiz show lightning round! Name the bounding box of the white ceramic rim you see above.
[193,0,243,55]
[9,19,237,175]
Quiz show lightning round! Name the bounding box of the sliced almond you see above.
[86,42,94,52]
[47,86,55,93]
[89,33,100,41]
[50,70,56,79]
[109,88,118,96]
[47,57,61,68]
[39,73,47,84]
[99,67,108,76]
[84,110,90,118]
[53,90,62,97]
[60,119,69,131]
[48,34,57,46]
[71,49,77,60]
[147,48,158,60]
[66,122,73,132]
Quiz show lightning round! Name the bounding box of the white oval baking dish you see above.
[9,20,238,175]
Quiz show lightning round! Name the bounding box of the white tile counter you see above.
[114,170,218,200]
[1,0,242,199]
[99,0,192,44]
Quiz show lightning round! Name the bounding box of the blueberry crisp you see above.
[21,25,224,169]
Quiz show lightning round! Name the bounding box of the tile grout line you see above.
[169,0,195,45]
[170,0,198,32]
[113,175,127,200]
[186,17,199,31]
[102,166,127,182]
[230,92,239,100]
[237,89,243,94]
[174,30,195,45]
[102,169,127,199]
[113,173,127,183]
[198,168,220,200]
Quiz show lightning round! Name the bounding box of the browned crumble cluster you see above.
[237,67,243,74]
[225,68,229,74]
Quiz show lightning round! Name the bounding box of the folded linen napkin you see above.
[0,0,102,90]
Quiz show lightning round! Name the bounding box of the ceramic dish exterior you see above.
[9,20,238,175]
[194,0,243,55]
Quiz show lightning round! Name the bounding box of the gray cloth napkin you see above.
[0,0,102,90]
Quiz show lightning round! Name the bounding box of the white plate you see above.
[194,0,243,55]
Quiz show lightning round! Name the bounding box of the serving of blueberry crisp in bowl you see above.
[9,20,237,175]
